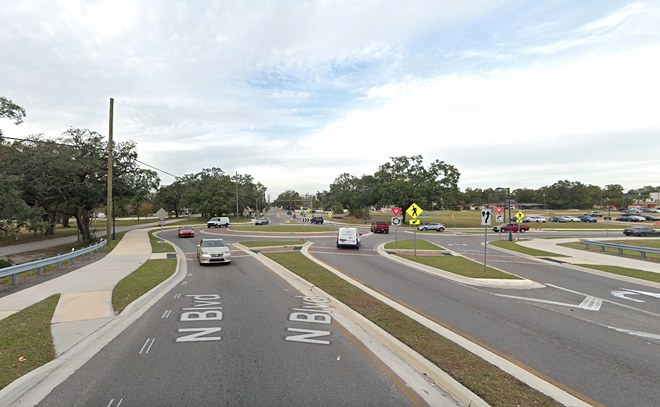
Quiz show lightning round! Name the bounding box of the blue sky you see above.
[2,1,659,200]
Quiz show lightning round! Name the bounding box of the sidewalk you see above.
[0,217,188,257]
[518,238,660,273]
[0,229,152,356]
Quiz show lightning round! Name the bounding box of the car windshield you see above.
[180,226,192,230]
[202,240,226,248]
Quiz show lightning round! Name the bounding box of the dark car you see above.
[616,216,639,222]
[286,211,292,215]
[641,215,660,221]
[623,227,660,237]
[577,216,597,223]
[549,217,567,223]
[310,216,324,224]
[370,220,389,234]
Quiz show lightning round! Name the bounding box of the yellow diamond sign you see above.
[515,211,525,223]
[406,203,423,219]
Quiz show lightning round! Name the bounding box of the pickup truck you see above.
[493,223,529,233]
[584,211,603,217]
[370,220,389,234]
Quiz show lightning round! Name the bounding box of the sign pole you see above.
[414,226,417,257]
[484,226,488,274]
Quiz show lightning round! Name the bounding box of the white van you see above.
[207,217,230,228]
[336,227,361,249]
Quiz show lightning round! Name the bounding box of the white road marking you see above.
[182,281,188,286]
[188,273,192,276]
[609,327,660,342]
[494,293,602,311]
[611,291,645,303]
[174,293,181,299]
[107,399,123,407]
[139,338,155,354]
[161,310,172,319]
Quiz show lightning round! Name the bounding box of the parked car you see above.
[493,223,529,233]
[286,211,292,215]
[549,217,567,223]
[623,227,660,237]
[311,216,324,224]
[196,238,232,265]
[207,217,230,228]
[641,215,660,221]
[577,216,597,223]
[615,216,641,222]
[417,222,445,232]
[525,216,547,223]
[255,217,269,225]
[178,226,194,238]
[584,211,603,217]
[370,220,389,233]
[337,227,362,249]
[563,216,582,222]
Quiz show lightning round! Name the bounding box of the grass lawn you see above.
[0,294,59,390]
[398,255,520,279]
[239,240,306,248]
[384,240,445,250]
[231,225,337,233]
[149,230,175,253]
[112,259,177,314]
[489,240,568,257]
[561,240,660,262]
[264,251,558,407]
[575,264,660,283]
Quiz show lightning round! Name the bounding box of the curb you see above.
[378,244,545,289]
[233,242,480,407]
[0,241,188,407]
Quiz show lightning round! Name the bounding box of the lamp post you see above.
[496,187,513,241]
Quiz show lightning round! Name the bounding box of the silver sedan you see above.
[197,238,232,265]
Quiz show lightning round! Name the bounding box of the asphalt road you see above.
[36,226,425,407]
[304,228,660,407]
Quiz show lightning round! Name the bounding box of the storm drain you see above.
[293,246,302,251]
[166,254,177,259]
[542,257,566,264]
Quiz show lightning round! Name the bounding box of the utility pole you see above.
[106,98,114,245]
[235,171,239,222]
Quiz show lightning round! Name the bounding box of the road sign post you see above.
[481,209,492,274]
[392,216,402,247]
[156,208,167,251]
[407,204,423,256]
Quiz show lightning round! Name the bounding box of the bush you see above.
[0,258,13,269]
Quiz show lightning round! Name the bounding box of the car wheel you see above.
[386,230,389,234]
[422,227,428,231]
[641,233,646,237]
[438,228,445,232]
[520,229,525,233]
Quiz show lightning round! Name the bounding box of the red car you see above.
[370,220,389,234]
[493,223,529,233]
[178,226,195,238]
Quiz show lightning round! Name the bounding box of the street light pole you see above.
[507,187,512,241]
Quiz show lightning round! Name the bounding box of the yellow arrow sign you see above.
[410,219,420,225]
[406,203,423,219]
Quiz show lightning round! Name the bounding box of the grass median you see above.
[232,225,337,233]
[0,294,59,390]
[112,259,177,314]
[239,240,306,248]
[575,264,660,283]
[398,255,520,279]
[489,241,568,257]
[264,251,559,407]
[149,230,175,253]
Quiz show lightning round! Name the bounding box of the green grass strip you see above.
[112,259,176,314]
[384,240,445,250]
[561,241,660,261]
[149,230,175,253]
[0,294,59,390]
[239,240,306,248]
[490,241,568,257]
[232,225,337,233]
[398,255,520,279]
[264,251,560,407]
[576,264,660,283]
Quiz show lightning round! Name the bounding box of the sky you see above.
[2,0,659,201]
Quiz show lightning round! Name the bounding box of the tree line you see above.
[0,97,266,244]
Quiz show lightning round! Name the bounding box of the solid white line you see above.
[145,338,155,354]
[493,293,586,309]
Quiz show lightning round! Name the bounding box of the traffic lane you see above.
[310,251,660,407]
[38,251,420,406]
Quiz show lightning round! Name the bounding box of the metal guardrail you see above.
[0,239,107,286]
[580,239,660,259]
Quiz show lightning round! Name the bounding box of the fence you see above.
[579,239,660,259]
[0,240,107,286]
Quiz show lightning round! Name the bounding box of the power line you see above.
[2,135,181,178]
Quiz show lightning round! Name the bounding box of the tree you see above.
[0,96,26,139]
[276,190,301,209]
